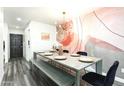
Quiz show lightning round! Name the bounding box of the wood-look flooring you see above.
[1,58,56,86]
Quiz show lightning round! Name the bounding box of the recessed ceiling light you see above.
[16,17,22,21]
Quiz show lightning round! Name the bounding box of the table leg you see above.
[34,52,37,59]
[96,60,102,74]
[75,70,80,86]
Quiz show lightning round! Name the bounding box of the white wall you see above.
[3,23,9,63]
[9,28,24,35]
[0,8,4,83]
[25,21,56,61]
[24,27,30,61]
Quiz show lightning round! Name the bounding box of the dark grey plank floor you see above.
[1,58,56,86]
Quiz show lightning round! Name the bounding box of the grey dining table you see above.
[33,51,102,86]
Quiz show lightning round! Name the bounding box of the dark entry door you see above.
[10,34,23,58]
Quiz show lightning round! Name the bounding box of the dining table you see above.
[33,50,102,86]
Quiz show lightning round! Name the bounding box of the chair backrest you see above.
[104,61,119,86]
[56,49,59,51]
[63,50,69,53]
[77,51,87,56]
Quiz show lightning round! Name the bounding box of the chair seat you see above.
[63,50,69,53]
[77,51,87,56]
[82,61,119,86]
[82,72,106,86]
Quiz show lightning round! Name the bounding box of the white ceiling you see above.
[2,0,124,31]
[4,7,97,30]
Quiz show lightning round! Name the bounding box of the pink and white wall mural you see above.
[81,7,124,52]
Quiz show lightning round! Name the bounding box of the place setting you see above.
[49,49,56,53]
[70,53,80,57]
[43,52,53,56]
[78,56,94,63]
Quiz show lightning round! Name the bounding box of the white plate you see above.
[49,49,56,52]
[44,52,53,56]
[71,54,80,57]
[38,51,44,53]
[79,57,93,63]
[54,56,67,60]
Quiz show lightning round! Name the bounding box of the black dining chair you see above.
[63,50,69,53]
[56,49,59,51]
[77,51,87,56]
[82,61,119,86]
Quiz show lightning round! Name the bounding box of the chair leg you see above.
[81,80,92,86]
[84,68,88,73]
[80,80,87,86]
[80,69,87,86]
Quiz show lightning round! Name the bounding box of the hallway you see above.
[1,58,56,86]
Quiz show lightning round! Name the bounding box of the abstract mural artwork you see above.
[83,8,124,52]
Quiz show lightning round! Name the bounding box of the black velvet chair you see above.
[63,50,69,53]
[77,51,87,56]
[56,49,59,51]
[82,61,119,86]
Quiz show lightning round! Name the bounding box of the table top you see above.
[35,51,102,71]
